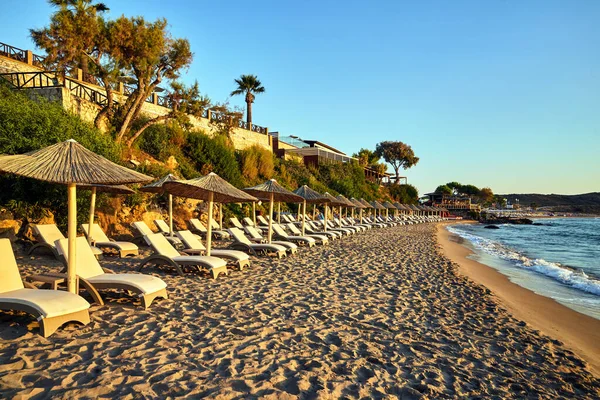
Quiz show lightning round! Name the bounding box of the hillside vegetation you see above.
[500,193,600,214]
[0,83,419,233]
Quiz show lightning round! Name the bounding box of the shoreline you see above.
[437,221,600,376]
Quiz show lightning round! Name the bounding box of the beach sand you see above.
[1,223,599,398]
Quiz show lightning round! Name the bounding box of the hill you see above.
[500,192,600,214]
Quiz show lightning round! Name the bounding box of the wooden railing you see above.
[0,41,269,134]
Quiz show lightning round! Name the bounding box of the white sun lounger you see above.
[286,223,329,245]
[30,224,102,259]
[56,237,167,309]
[175,230,250,270]
[131,221,182,248]
[188,218,230,240]
[272,224,316,247]
[81,223,138,258]
[0,239,90,337]
[243,226,298,254]
[140,233,228,279]
[228,228,287,258]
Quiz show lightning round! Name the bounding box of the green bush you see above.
[388,184,419,204]
[0,83,124,230]
[238,145,275,184]
[183,131,242,186]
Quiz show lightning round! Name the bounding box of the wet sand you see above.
[438,221,600,376]
[1,223,599,398]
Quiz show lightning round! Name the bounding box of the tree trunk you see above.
[246,99,252,125]
[126,114,171,148]
[116,85,148,143]
[94,76,114,129]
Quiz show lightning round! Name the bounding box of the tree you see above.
[388,184,419,204]
[479,187,494,204]
[435,185,452,196]
[374,141,419,181]
[230,75,265,126]
[352,148,379,167]
[32,2,194,148]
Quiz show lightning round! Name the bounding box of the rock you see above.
[484,225,500,229]
[0,219,22,239]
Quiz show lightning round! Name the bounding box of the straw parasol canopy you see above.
[0,139,152,293]
[336,194,355,208]
[244,179,304,203]
[139,173,179,194]
[293,185,329,235]
[78,184,135,195]
[0,139,152,185]
[163,172,258,255]
[350,198,366,208]
[370,200,387,210]
[293,185,327,204]
[382,201,396,209]
[359,198,373,208]
[243,179,302,243]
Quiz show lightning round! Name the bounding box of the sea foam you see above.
[447,225,600,296]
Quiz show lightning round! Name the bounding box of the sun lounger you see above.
[30,224,102,259]
[305,221,342,239]
[131,221,183,248]
[285,223,329,245]
[243,226,298,254]
[140,233,228,279]
[81,223,139,258]
[228,228,287,258]
[175,230,250,270]
[0,239,90,337]
[271,224,316,247]
[229,217,245,230]
[56,237,167,309]
[188,218,230,240]
[256,215,270,226]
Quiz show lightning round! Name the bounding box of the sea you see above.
[447,218,600,320]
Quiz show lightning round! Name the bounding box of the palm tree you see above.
[230,75,265,126]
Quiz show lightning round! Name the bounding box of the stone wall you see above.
[0,54,273,151]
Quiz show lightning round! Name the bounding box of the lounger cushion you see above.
[172,255,227,268]
[86,274,167,295]
[210,250,250,261]
[96,241,138,251]
[0,288,90,319]
[287,235,316,243]
[272,241,298,250]
[253,243,287,252]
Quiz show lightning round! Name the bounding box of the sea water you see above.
[447,218,600,319]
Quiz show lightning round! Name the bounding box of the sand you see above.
[0,223,599,399]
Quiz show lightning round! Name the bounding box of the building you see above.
[423,192,481,211]
[272,133,391,182]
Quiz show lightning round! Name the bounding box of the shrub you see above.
[183,131,242,186]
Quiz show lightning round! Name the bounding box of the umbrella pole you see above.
[253,202,256,226]
[67,183,77,294]
[339,206,342,227]
[352,207,354,219]
[219,203,223,229]
[324,205,328,232]
[268,193,274,244]
[297,203,301,221]
[359,208,363,223]
[206,192,214,256]
[302,200,306,236]
[169,194,174,237]
[277,202,281,224]
[87,187,97,245]
[312,204,316,220]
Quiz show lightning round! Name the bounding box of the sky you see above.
[1,0,599,195]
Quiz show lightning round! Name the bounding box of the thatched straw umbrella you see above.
[78,184,135,245]
[243,179,303,243]
[359,199,374,218]
[409,204,421,215]
[350,197,365,220]
[370,201,387,218]
[335,195,355,225]
[392,202,404,217]
[321,192,345,231]
[162,172,257,255]
[0,139,152,293]
[382,201,396,219]
[139,174,179,237]
[293,185,328,235]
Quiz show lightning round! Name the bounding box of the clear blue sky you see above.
[2,0,599,195]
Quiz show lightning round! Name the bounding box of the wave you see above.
[447,225,600,296]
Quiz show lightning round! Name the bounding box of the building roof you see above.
[302,140,347,156]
